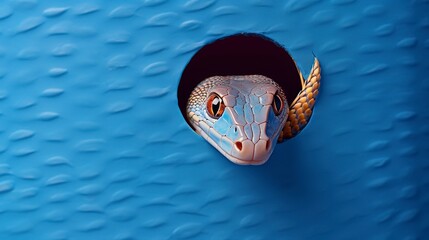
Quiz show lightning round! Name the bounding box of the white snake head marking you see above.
[187,75,288,165]
[186,58,321,165]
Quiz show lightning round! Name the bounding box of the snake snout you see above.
[230,138,273,165]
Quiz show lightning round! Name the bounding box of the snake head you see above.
[187,75,288,165]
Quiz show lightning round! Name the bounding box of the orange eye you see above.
[272,92,284,116]
[206,93,225,119]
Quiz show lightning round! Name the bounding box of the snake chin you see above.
[227,157,269,166]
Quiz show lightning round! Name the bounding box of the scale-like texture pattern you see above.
[0,0,428,239]
[281,58,321,141]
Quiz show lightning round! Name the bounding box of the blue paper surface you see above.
[0,0,428,239]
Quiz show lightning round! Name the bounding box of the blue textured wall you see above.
[0,0,428,239]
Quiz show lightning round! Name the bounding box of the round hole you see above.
[177,33,302,128]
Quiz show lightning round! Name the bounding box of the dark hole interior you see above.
[177,33,302,125]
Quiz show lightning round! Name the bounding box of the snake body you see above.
[187,58,321,165]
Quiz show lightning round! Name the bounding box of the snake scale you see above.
[187,58,321,165]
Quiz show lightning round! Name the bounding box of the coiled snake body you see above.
[187,58,321,165]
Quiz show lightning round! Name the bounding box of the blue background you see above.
[0,0,428,239]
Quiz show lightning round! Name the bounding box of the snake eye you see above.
[272,92,284,116]
[206,93,225,119]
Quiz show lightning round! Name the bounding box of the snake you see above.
[186,57,321,165]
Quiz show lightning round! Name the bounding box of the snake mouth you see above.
[227,157,268,165]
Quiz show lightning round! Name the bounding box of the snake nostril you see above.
[235,141,243,151]
[266,140,271,150]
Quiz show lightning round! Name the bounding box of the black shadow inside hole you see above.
[177,33,302,127]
